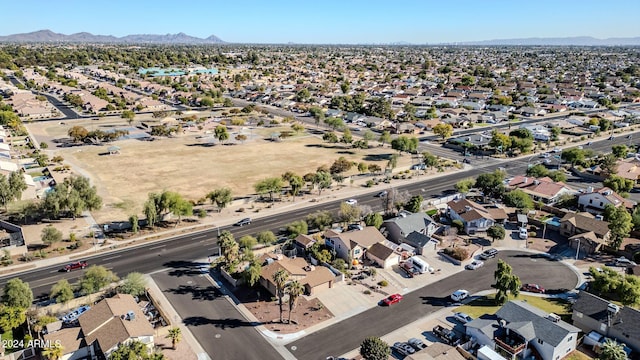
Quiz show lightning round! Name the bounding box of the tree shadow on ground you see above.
[363,154,393,161]
[183,316,261,329]
[166,284,221,301]
[163,260,210,277]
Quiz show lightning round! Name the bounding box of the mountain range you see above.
[0,30,225,44]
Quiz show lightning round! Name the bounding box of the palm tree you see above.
[286,280,305,324]
[272,269,289,323]
[599,338,627,360]
[42,343,64,360]
[166,327,182,349]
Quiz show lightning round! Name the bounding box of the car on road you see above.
[586,141,593,145]
[408,337,427,350]
[479,248,498,260]
[451,289,469,302]
[453,312,473,324]
[374,190,388,198]
[608,136,615,140]
[614,257,637,267]
[63,261,87,272]
[521,283,545,294]
[552,147,561,153]
[463,158,471,164]
[392,342,415,356]
[382,293,403,306]
[234,218,251,226]
[344,199,358,206]
[465,260,484,270]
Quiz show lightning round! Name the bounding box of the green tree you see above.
[494,260,521,305]
[360,336,391,360]
[287,174,304,200]
[324,117,345,130]
[121,110,135,124]
[243,257,263,287]
[214,125,229,144]
[200,97,215,107]
[475,170,506,200]
[79,265,119,295]
[0,306,26,331]
[166,327,182,350]
[619,275,640,306]
[50,279,74,305]
[314,171,332,195]
[599,338,628,360]
[217,231,239,271]
[378,130,391,147]
[254,177,283,202]
[108,340,151,360]
[526,164,549,178]
[286,280,304,323]
[612,144,629,159]
[604,175,634,194]
[364,212,384,229]
[129,214,139,234]
[548,170,567,182]
[322,131,339,143]
[306,211,334,231]
[41,225,63,246]
[286,220,308,238]
[561,148,586,166]
[455,178,475,197]
[41,342,64,360]
[207,187,233,211]
[119,272,147,297]
[358,162,369,174]
[604,204,633,250]
[489,130,511,153]
[238,235,257,250]
[405,195,423,213]
[339,202,362,224]
[341,128,353,144]
[143,197,159,228]
[2,278,33,308]
[68,125,89,143]
[487,225,506,242]
[504,189,534,212]
[272,269,289,323]
[256,231,276,244]
[423,152,438,169]
[391,136,418,154]
[8,171,27,202]
[432,123,453,140]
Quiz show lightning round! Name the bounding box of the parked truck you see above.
[433,325,461,346]
[406,256,430,274]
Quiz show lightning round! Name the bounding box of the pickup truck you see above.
[63,261,88,272]
[433,325,461,346]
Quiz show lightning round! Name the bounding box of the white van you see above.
[451,289,469,302]
[407,256,430,274]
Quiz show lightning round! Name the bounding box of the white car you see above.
[451,289,469,302]
[453,312,473,324]
[519,227,528,239]
[465,260,484,270]
[345,199,358,206]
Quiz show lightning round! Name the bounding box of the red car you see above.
[521,283,545,294]
[382,293,403,306]
[63,261,88,272]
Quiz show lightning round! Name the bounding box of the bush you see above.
[452,219,464,231]
[444,247,469,261]
[377,280,389,287]
[363,290,371,295]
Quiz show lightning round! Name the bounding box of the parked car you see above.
[374,190,388,198]
[234,218,251,226]
[393,342,416,356]
[433,325,461,346]
[63,261,87,272]
[453,312,473,324]
[382,293,403,306]
[521,283,545,294]
[408,337,427,350]
[479,248,498,260]
[463,158,471,164]
[344,198,358,206]
[614,257,637,267]
[586,142,593,145]
[347,223,363,231]
[465,260,484,270]
[518,227,528,240]
[61,305,91,323]
[451,289,469,302]
[411,164,426,170]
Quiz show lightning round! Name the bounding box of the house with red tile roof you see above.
[447,198,507,234]
[507,176,575,205]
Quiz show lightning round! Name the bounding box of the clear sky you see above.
[1,0,638,44]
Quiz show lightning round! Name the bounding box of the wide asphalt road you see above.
[152,270,284,360]
[287,250,578,360]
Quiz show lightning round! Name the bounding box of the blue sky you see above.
[1,0,639,44]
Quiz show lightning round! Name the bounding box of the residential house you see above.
[507,176,575,205]
[366,242,400,268]
[76,294,154,359]
[559,212,610,241]
[43,327,87,360]
[568,232,606,255]
[615,158,640,184]
[578,187,635,214]
[447,198,507,234]
[381,212,439,254]
[294,234,316,254]
[465,300,580,360]
[258,254,334,296]
[519,106,546,117]
[572,291,640,354]
[324,226,387,263]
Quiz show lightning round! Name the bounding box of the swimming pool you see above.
[33,176,52,182]
[546,216,561,227]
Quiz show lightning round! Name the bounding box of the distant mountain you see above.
[0,29,225,44]
[454,36,640,46]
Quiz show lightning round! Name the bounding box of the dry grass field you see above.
[27,117,415,223]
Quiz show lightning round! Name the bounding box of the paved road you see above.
[287,250,578,360]
[152,270,284,360]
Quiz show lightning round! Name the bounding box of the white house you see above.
[578,187,636,214]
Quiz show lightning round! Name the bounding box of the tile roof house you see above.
[324,226,387,263]
[559,212,610,241]
[507,176,575,204]
[447,198,507,234]
[578,187,636,214]
[43,327,88,360]
[365,242,399,269]
[258,254,334,296]
[572,291,640,354]
[465,301,580,360]
[77,294,154,359]
[381,212,440,254]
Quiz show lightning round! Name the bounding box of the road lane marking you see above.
[149,245,166,250]
[102,255,120,261]
[193,234,207,240]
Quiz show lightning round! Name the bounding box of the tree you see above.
[41,342,64,360]
[599,338,628,360]
[79,265,119,295]
[121,110,135,124]
[604,204,633,250]
[217,231,239,271]
[324,117,344,130]
[619,275,640,306]
[604,175,634,194]
[286,220,308,238]
[41,225,63,246]
[119,272,147,296]
[391,136,418,154]
[0,306,26,331]
[207,187,233,211]
[526,164,549,178]
[238,235,257,250]
[166,327,182,350]
[357,162,369,174]
[432,123,454,140]
[309,106,325,126]
[612,144,629,159]
[455,178,475,197]
[489,130,511,153]
[322,131,339,143]
[143,197,159,228]
[341,128,353,144]
[2,278,33,309]
[68,125,89,143]
[487,225,506,242]
[475,170,506,200]
[42,176,102,219]
[108,340,152,360]
[360,336,390,360]
[405,195,423,213]
[272,269,289,323]
[330,157,354,174]
[364,212,383,229]
[561,148,586,166]
[256,231,276,245]
[494,260,521,305]
[287,174,304,200]
[254,177,283,202]
[286,280,304,323]
[314,171,332,195]
[50,279,74,305]
[8,171,26,202]
[504,189,534,212]
[423,152,438,169]
[306,211,334,231]
[378,131,391,146]
[214,125,229,144]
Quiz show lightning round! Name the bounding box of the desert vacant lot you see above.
[28,118,415,223]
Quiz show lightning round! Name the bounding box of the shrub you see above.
[377,280,388,287]
[363,290,371,295]
[444,247,469,261]
[365,180,374,187]
[452,219,464,231]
